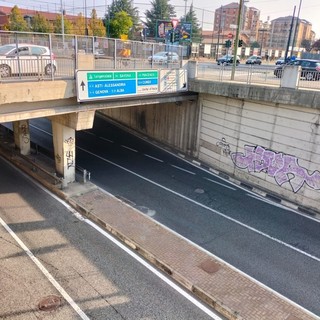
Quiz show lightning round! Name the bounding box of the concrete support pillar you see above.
[187,60,198,80]
[52,121,76,184]
[13,120,31,155]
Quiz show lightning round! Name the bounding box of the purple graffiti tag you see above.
[231,144,320,193]
[231,145,256,172]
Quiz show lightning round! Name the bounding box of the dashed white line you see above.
[0,217,90,320]
[144,154,164,162]
[99,136,114,143]
[78,146,320,264]
[203,177,236,190]
[170,164,196,175]
[121,145,138,152]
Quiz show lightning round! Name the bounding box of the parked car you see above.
[274,59,320,80]
[217,54,240,66]
[148,51,179,64]
[0,43,57,77]
[275,57,285,65]
[245,55,262,65]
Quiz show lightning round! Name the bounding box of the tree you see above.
[53,14,73,34]
[6,5,29,31]
[89,9,106,37]
[311,39,320,52]
[31,12,53,33]
[73,13,86,35]
[300,39,312,52]
[144,0,176,38]
[181,3,201,43]
[109,11,133,39]
[105,0,139,38]
[250,41,260,48]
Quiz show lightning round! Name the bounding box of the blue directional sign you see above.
[76,70,159,102]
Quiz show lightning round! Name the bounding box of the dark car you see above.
[275,57,285,65]
[274,59,320,80]
[245,55,262,65]
[217,54,240,66]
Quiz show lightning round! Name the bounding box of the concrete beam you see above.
[189,79,320,110]
[49,111,95,131]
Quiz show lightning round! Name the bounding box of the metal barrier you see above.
[197,63,320,91]
[0,31,184,82]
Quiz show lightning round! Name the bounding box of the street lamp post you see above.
[231,0,243,80]
[215,6,224,60]
[84,0,89,36]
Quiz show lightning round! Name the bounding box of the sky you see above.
[0,0,319,37]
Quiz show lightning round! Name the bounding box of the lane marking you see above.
[5,156,317,319]
[121,145,138,152]
[0,217,90,320]
[203,177,236,190]
[144,154,164,162]
[85,219,224,320]
[77,146,320,263]
[170,164,196,175]
[29,122,319,222]
[99,137,114,143]
[1,158,222,320]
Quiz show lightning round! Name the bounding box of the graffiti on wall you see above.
[64,137,75,169]
[215,138,320,193]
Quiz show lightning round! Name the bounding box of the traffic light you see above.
[225,40,231,48]
[174,31,180,42]
[170,31,174,43]
[238,39,243,47]
[170,30,180,43]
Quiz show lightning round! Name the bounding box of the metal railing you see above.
[197,63,320,91]
[0,31,184,82]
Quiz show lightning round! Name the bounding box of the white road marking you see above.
[5,156,317,318]
[99,136,114,143]
[85,219,224,320]
[203,177,236,190]
[170,164,196,175]
[2,159,222,319]
[0,217,90,320]
[144,154,164,162]
[78,146,320,263]
[247,193,320,222]
[121,145,138,152]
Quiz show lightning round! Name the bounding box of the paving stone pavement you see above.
[1,145,319,320]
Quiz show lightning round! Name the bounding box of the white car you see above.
[148,51,179,64]
[0,43,57,77]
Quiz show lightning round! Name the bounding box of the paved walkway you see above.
[1,144,319,320]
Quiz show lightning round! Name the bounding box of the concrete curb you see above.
[67,197,243,320]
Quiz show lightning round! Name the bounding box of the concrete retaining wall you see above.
[197,93,320,213]
[99,100,199,156]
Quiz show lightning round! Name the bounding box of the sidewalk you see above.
[1,145,319,320]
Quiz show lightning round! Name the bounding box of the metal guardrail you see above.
[197,63,320,91]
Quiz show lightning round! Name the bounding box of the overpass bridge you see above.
[1,32,320,214]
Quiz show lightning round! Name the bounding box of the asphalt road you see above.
[5,116,320,316]
[0,156,220,320]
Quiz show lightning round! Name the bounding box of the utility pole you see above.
[215,6,223,60]
[284,6,296,62]
[84,0,89,36]
[61,0,65,47]
[231,0,243,80]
